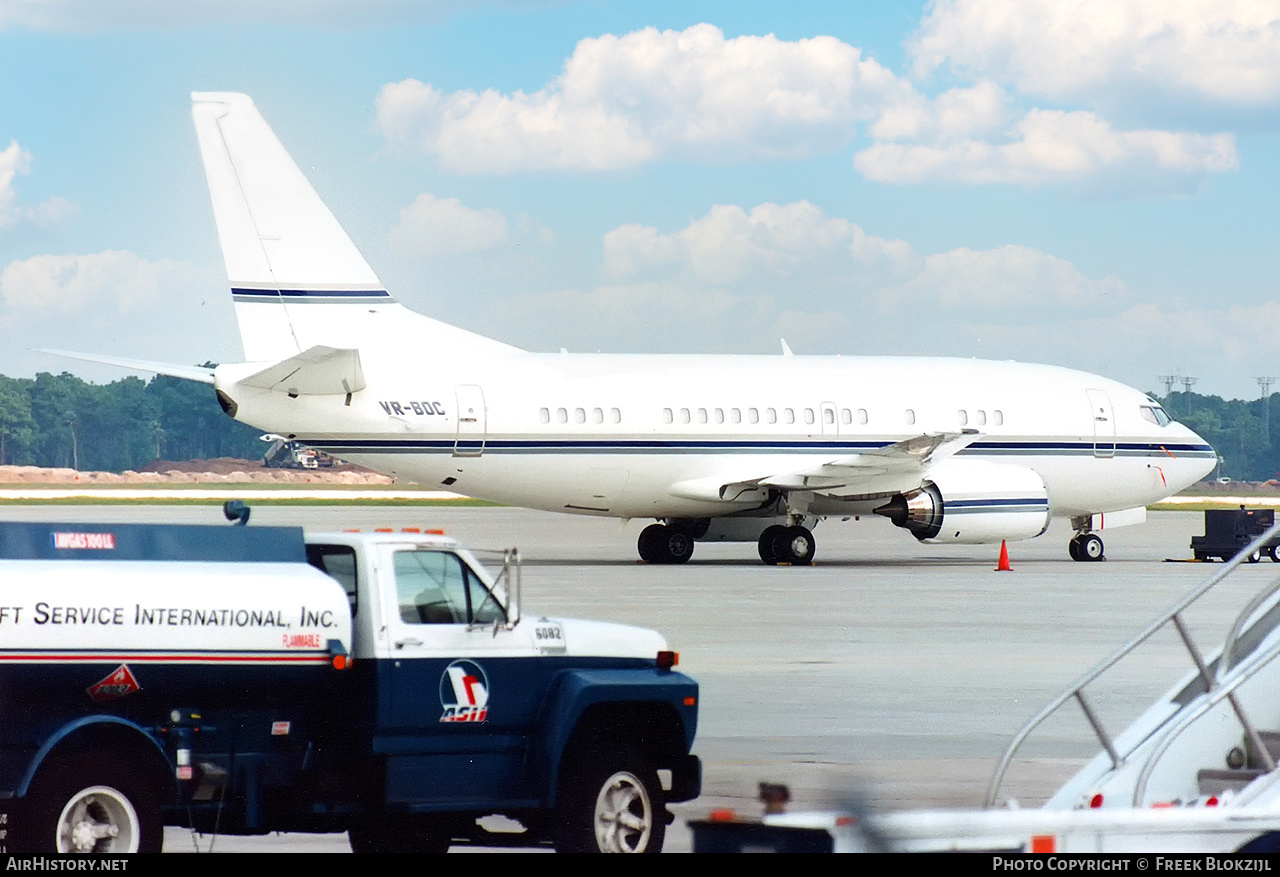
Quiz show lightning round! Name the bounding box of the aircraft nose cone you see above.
[1176,423,1217,485]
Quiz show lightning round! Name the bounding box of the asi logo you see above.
[87,664,140,703]
[439,659,489,723]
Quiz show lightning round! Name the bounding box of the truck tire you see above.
[20,754,162,854]
[556,745,665,853]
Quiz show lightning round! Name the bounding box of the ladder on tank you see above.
[987,518,1280,811]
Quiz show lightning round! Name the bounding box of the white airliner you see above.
[50,93,1217,565]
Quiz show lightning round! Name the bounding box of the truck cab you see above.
[0,520,699,854]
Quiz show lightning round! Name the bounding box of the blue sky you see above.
[1,0,1278,399]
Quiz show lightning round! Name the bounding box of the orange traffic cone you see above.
[996,540,1012,571]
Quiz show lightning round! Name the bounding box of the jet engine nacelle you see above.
[875,459,1050,544]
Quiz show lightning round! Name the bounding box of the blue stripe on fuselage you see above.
[296,437,1216,457]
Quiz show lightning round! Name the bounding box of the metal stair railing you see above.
[985,518,1280,808]
[1130,631,1280,806]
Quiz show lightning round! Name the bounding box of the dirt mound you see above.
[0,459,395,485]
[136,457,378,476]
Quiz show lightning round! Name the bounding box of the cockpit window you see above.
[1140,405,1171,427]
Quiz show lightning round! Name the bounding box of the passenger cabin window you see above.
[714,408,724,424]
[822,409,833,425]
[731,408,742,424]
[841,408,852,425]
[958,410,968,426]
[610,408,621,423]
[592,407,604,424]
[748,408,759,424]
[766,408,777,424]
[993,410,1004,426]
[663,408,674,424]
[539,407,550,424]
[393,550,505,626]
[697,408,708,424]
[976,410,987,426]
[679,408,691,424]
[1141,405,1172,426]
[575,408,586,424]
[805,408,816,425]
[905,409,916,426]
[783,408,795,424]
[556,408,568,423]
[858,409,868,425]
[307,544,358,616]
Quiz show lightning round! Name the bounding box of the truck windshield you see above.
[393,550,506,626]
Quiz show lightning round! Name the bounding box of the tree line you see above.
[0,371,261,471]
[0,371,1275,481]
[1161,390,1280,483]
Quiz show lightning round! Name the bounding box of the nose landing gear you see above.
[1069,532,1105,562]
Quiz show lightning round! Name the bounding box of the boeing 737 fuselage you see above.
[54,93,1218,565]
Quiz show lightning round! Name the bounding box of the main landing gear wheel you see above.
[1069,533,1105,562]
[758,525,785,564]
[637,524,694,565]
[759,525,815,566]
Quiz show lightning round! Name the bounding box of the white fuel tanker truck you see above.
[0,514,699,854]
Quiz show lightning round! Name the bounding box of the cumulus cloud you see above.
[390,194,1262,392]
[879,244,1128,310]
[600,199,1129,317]
[0,141,77,229]
[868,80,1012,143]
[855,108,1238,186]
[373,21,1243,190]
[376,24,905,172]
[389,193,508,258]
[0,251,179,316]
[604,200,916,284]
[486,199,1125,356]
[910,0,1280,108]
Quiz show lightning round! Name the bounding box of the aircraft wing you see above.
[759,430,981,497]
[669,431,981,503]
[236,345,366,396]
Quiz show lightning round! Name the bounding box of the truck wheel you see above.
[557,746,665,853]
[21,755,161,854]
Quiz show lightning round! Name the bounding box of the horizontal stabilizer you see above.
[237,345,365,396]
[36,349,215,384]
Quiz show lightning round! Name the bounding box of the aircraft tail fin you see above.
[191,92,516,362]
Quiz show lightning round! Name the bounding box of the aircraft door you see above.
[1086,389,1115,458]
[454,385,486,457]
[820,401,839,437]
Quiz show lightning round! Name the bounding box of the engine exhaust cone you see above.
[873,495,908,526]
